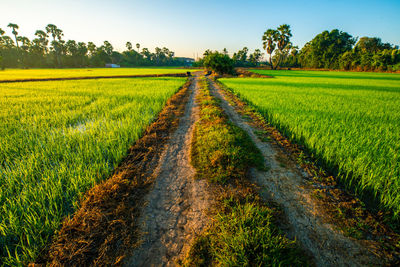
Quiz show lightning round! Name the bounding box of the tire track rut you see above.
[125,75,213,266]
[208,77,381,267]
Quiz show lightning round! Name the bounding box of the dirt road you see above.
[125,74,214,266]
[124,75,384,267]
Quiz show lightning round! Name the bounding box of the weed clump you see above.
[191,78,263,183]
[185,198,307,266]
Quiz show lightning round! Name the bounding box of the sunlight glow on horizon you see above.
[1,0,399,58]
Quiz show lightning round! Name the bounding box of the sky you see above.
[1,0,399,58]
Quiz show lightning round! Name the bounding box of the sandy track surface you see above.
[125,75,213,266]
[208,78,381,267]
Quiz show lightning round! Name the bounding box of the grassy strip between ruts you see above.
[214,78,400,263]
[33,79,192,266]
[184,78,308,266]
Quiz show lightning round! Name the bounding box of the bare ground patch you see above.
[125,74,214,266]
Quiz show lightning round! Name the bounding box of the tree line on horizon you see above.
[200,24,400,73]
[0,23,190,69]
[1,23,399,72]
[278,27,400,72]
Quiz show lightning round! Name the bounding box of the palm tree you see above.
[277,24,292,51]
[262,29,278,69]
[126,42,133,51]
[35,30,49,53]
[0,28,4,36]
[45,24,63,41]
[7,23,19,48]
[17,36,30,52]
[275,24,292,68]
[45,24,63,66]
[136,43,140,52]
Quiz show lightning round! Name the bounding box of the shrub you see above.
[203,51,235,75]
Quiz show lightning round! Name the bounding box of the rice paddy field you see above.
[0,67,194,81]
[220,70,400,216]
[0,77,186,265]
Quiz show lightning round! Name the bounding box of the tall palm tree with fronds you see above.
[45,24,63,41]
[45,24,64,66]
[126,42,133,51]
[136,43,140,53]
[275,24,292,68]
[262,29,278,69]
[262,24,292,70]
[35,30,49,53]
[277,24,292,51]
[7,23,19,48]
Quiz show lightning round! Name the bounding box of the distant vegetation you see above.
[0,23,189,69]
[266,26,400,72]
[2,22,398,72]
[195,24,400,72]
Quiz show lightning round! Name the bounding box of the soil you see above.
[207,77,384,267]
[125,73,214,266]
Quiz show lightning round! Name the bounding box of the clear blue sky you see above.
[1,0,399,58]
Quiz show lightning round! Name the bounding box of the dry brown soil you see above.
[125,73,214,266]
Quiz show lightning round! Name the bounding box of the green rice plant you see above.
[220,70,400,217]
[0,77,186,265]
[0,67,195,81]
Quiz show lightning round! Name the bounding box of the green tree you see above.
[34,30,49,52]
[262,24,293,69]
[87,42,97,56]
[203,51,234,75]
[249,49,263,66]
[7,23,19,48]
[17,36,30,52]
[299,29,356,69]
[262,28,278,69]
[355,37,391,54]
[126,41,133,51]
[46,24,64,66]
[275,24,292,68]
[0,28,3,69]
[141,48,152,61]
[103,41,113,57]
[136,43,140,52]
[46,24,63,41]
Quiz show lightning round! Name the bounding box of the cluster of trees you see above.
[262,24,297,70]
[261,25,400,72]
[196,47,264,68]
[297,30,400,71]
[0,23,188,69]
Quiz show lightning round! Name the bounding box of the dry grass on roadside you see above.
[35,79,192,266]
